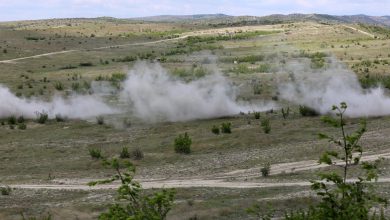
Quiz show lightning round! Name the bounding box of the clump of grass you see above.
[0,186,11,195]
[211,125,220,135]
[18,123,27,130]
[174,132,192,154]
[254,112,261,119]
[89,148,102,159]
[55,114,67,122]
[120,147,130,159]
[7,115,16,125]
[96,116,104,125]
[281,107,290,119]
[132,148,144,160]
[36,111,49,124]
[299,105,319,117]
[221,122,232,134]
[261,162,271,177]
[261,117,271,134]
[54,82,64,91]
[17,116,25,123]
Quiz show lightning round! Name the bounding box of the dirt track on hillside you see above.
[0,25,281,64]
[7,151,390,190]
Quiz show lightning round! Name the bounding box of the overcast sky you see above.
[1,0,390,21]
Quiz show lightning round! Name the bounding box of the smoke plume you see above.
[0,61,275,121]
[279,58,390,117]
[120,62,275,121]
[0,86,117,119]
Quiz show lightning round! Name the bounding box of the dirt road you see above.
[7,151,390,190]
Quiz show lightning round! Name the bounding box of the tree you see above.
[89,157,175,220]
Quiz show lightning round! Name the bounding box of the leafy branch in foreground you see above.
[249,102,387,219]
[89,156,175,220]
[286,102,387,219]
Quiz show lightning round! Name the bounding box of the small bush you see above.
[9,124,15,129]
[89,148,102,159]
[96,116,104,125]
[54,82,64,91]
[55,114,67,122]
[17,116,25,123]
[7,116,16,125]
[120,147,130,159]
[221,122,232,134]
[18,123,27,130]
[299,105,319,117]
[211,125,220,135]
[254,112,261,119]
[260,162,271,177]
[261,118,271,134]
[132,148,144,160]
[36,111,49,124]
[281,107,290,119]
[174,132,192,154]
[0,186,11,195]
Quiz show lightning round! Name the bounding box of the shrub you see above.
[7,116,16,125]
[174,132,192,154]
[79,62,93,67]
[9,124,14,129]
[89,148,102,159]
[18,123,26,130]
[211,125,220,135]
[96,116,104,125]
[261,118,271,134]
[254,112,261,119]
[55,114,66,122]
[281,107,290,119]
[120,147,130,159]
[221,122,232,134]
[132,148,144,160]
[54,82,64,91]
[36,111,49,124]
[0,186,11,195]
[17,116,25,123]
[299,105,319,117]
[260,162,271,177]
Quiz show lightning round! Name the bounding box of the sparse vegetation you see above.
[36,111,49,124]
[0,186,11,196]
[132,148,144,160]
[260,162,271,177]
[119,147,130,159]
[211,125,220,135]
[221,122,232,134]
[299,105,319,117]
[96,116,104,125]
[261,117,271,134]
[89,148,102,159]
[174,132,192,154]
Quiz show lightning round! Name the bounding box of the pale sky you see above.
[0,0,390,21]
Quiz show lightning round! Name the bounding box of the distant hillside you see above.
[130,14,232,22]
[130,13,390,27]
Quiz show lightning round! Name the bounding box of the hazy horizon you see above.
[1,0,390,22]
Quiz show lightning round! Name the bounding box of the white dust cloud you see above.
[279,58,390,117]
[120,62,275,121]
